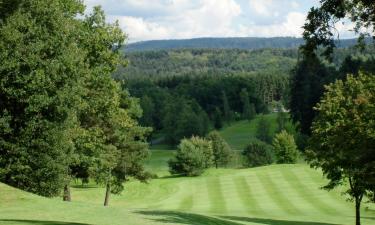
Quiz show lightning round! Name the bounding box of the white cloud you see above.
[248,0,273,16]
[238,12,306,37]
[84,0,355,42]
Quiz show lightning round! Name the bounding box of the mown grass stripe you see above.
[281,168,337,215]
[233,176,263,215]
[206,177,227,214]
[256,171,302,216]
[300,167,353,213]
[178,195,194,211]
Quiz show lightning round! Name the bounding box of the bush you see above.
[273,130,299,163]
[242,139,274,167]
[168,136,213,176]
[206,131,233,168]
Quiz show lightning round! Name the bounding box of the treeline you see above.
[125,73,289,145]
[125,37,371,52]
[114,48,298,80]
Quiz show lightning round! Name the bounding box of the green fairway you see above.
[2,163,375,224]
[1,119,375,225]
[219,114,279,151]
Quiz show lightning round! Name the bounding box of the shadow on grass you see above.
[136,210,241,225]
[221,216,340,225]
[0,219,90,225]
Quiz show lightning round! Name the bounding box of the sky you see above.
[84,0,355,43]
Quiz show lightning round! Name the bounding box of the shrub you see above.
[273,130,299,163]
[242,139,274,167]
[206,131,233,168]
[168,136,213,176]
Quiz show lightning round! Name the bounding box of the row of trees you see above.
[0,0,149,206]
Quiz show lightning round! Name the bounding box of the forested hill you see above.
[114,48,298,80]
[125,37,363,52]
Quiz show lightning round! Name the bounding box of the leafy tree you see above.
[273,130,299,164]
[206,131,233,168]
[0,0,86,197]
[256,116,272,144]
[168,136,213,176]
[307,73,375,225]
[302,0,375,60]
[242,139,274,168]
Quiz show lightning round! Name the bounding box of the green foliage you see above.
[240,88,256,121]
[168,136,213,176]
[307,72,375,224]
[256,115,273,144]
[163,98,209,145]
[206,131,233,168]
[273,130,299,164]
[0,0,86,197]
[0,0,150,203]
[242,139,274,168]
[212,107,223,129]
[301,0,374,60]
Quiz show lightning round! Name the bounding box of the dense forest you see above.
[125,37,371,52]
[114,46,375,146]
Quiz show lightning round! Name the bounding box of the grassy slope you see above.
[1,115,375,225]
[219,114,278,151]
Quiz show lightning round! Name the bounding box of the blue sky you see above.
[84,0,355,43]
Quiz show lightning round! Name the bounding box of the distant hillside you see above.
[125,37,364,52]
[114,48,298,80]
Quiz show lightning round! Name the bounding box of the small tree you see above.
[256,115,272,143]
[168,136,213,176]
[242,139,274,168]
[206,131,233,168]
[307,73,375,225]
[273,130,299,164]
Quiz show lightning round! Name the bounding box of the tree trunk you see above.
[355,196,361,225]
[63,184,71,202]
[104,183,111,206]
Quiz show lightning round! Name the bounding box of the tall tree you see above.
[222,91,231,123]
[212,107,223,129]
[240,88,255,121]
[256,116,272,144]
[0,0,86,197]
[307,72,375,225]
[301,0,375,60]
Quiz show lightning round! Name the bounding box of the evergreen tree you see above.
[240,88,255,121]
[140,95,155,127]
[222,91,231,123]
[256,116,272,144]
[212,107,223,129]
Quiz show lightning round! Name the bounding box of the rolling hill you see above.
[125,37,367,52]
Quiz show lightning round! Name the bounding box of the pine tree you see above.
[222,91,231,123]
